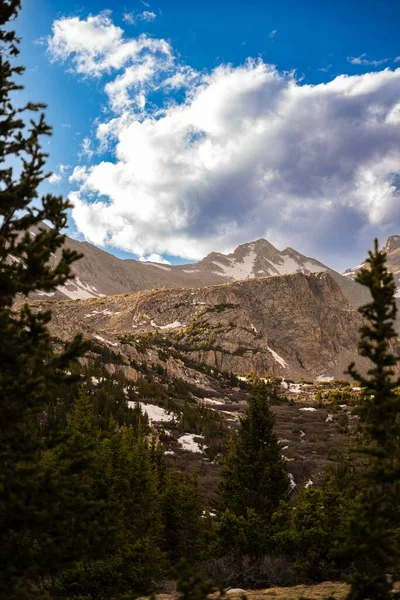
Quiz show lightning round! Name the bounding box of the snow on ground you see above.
[222,411,241,421]
[146,263,171,271]
[128,402,175,424]
[202,398,225,406]
[288,473,296,491]
[342,263,366,277]
[182,269,200,273]
[237,376,247,382]
[316,375,334,382]
[302,260,327,273]
[212,250,257,279]
[305,479,313,489]
[178,433,206,453]
[85,309,120,318]
[150,320,183,330]
[300,430,306,438]
[299,407,317,412]
[58,277,105,300]
[288,383,302,393]
[94,334,119,347]
[250,323,257,333]
[267,346,288,368]
[37,290,55,297]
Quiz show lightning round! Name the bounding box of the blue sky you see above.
[15,0,400,270]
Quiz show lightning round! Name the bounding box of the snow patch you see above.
[305,479,313,489]
[150,320,183,330]
[36,290,55,297]
[58,277,105,300]
[178,433,206,453]
[182,269,200,273]
[128,402,175,424]
[267,347,288,368]
[146,263,171,271]
[316,375,334,382]
[85,309,120,318]
[94,334,119,347]
[212,250,257,279]
[288,383,302,394]
[288,473,296,491]
[299,407,317,412]
[202,398,225,406]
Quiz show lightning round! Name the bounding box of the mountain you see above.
[31,224,367,312]
[343,235,400,297]
[30,271,371,381]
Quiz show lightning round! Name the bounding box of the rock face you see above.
[31,272,369,381]
[343,235,400,330]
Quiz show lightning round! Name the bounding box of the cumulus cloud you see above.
[47,11,171,111]
[48,163,70,184]
[48,172,61,184]
[139,253,171,264]
[49,12,400,268]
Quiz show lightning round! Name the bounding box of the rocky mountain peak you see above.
[383,235,400,254]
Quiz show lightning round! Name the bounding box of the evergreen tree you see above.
[163,468,205,565]
[218,384,290,522]
[0,3,86,596]
[215,384,290,564]
[343,239,400,600]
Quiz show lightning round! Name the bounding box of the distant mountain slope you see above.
[343,235,400,296]
[343,235,400,330]
[29,271,373,381]
[30,224,367,314]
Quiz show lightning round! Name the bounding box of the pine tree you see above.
[163,468,205,565]
[344,239,400,600]
[0,2,86,596]
[218,383,290,522]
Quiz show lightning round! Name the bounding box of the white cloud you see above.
[268,29,277,39]
[48,12,400,268]
[48,163,70,184]
[142,11,157,22]
[348,53,390,66]
[47,12,171,111]
[139,253,171,264]
[123,10,157,25]
[48,172,61,184]
[122,12,136,25]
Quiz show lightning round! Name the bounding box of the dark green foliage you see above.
[162,469,206,564]
[173,560,224,600]
[0,3,88,596]
[343,239,400,599]
[218,384,290,523]
[272,466,355,581]
[215,383,290,563]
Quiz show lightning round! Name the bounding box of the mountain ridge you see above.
[30,224,371,316]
